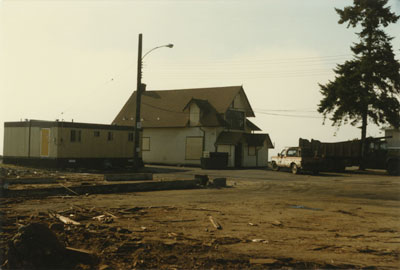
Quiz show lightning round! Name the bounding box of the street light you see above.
[133,33,173,168]
[142,43,174,60]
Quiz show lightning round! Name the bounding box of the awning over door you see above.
[216,132,274,149]
[215,132,243,145]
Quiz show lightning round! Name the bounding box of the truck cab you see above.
[271,147,320,174]
[271,147,302,174]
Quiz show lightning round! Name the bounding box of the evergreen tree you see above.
[318,0,400,169]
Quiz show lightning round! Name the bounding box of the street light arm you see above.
[142,43,174,60]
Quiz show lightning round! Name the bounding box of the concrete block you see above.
[104,173,153,181]
[212,178,226,187]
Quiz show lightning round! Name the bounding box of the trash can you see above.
[201,152,228,169]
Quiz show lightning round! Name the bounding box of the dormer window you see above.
[226,110,244,130]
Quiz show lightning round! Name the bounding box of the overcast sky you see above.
[1,0,399,156]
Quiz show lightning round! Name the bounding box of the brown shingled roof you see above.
[113,86,255,128]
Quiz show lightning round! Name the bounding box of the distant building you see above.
[113,86,273,168]
[3,120,136,168]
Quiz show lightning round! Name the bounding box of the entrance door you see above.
[234,143,242,168]
[40,129,50,157]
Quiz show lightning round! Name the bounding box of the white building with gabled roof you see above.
[113,86,273,168]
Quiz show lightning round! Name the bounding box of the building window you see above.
[107,132,113,141]
[94,131,100,137]
[142,137,150,151]
[70,130,81,142]
[226,110,245,130]
[128,132,134,142]
[248,146,256,156]
[185,137,203,160]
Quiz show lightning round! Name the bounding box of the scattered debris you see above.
[49,212,81,225]
[212,237,241,245]
[248,222,258,226]
[337,210,357,216]
[208,215,222,230]
[58,183,79,196]
[289,205,323,211]
[168,232,178,238]
[249,258,277,264]
[272,220,283,227]
[251,239,269,244]
[348,234,364,238]
[104,211,118,219]
[93,214,113,224]
[194,174,209,186]
[184,207,220,213]
[65,247,97,265]
[312,245,334,251]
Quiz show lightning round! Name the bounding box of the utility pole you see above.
[133,33,144,168]
[131,34,173,169]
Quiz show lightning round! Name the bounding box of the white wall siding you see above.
[143,127,219,165]
[4,126,30,157]
[4,126,58,158]
[242,142,269,168]
[256,142,269,167]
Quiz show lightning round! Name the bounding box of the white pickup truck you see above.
[271,147,322,174]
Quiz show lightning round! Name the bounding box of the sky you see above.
[1,0,400,157]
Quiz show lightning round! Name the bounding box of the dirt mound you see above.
[4,223,97,270]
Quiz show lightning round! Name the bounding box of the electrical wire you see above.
[254,111,324,119]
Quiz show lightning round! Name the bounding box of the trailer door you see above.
[40,128,50,157]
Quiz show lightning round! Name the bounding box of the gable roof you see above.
[113,86,255,128]
[246,119,261,131]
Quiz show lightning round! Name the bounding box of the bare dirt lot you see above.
[1,164,399,269]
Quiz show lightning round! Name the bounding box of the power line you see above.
[141,102,186,114]
[254,111,324,119]
[254,108,318,113]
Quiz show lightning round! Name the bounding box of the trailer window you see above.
[107,132,113,141]
[70,130,81,142]
[70,130,76,142]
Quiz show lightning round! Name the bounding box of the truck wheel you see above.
[291,163,299,174]
[271,162,280,171]
[387,160,400,176]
